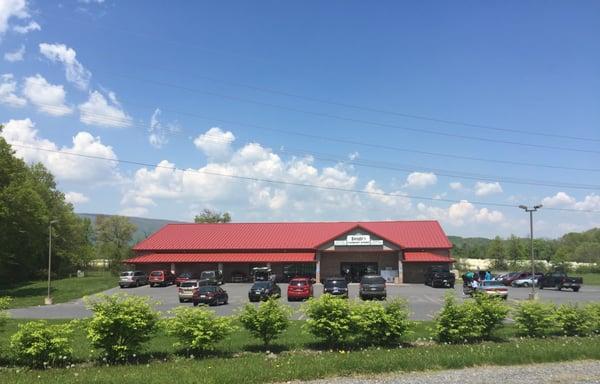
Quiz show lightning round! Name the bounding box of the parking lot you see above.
[9,282,600,320]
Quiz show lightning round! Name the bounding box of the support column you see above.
[315,252,321,283]
[170,263,176,275]
[397,252,403,284]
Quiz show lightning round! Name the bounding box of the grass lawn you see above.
[0,272,117,309]
[579,273,600,286]
[1,319,599,383]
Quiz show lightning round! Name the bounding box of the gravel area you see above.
[296,360,600,384]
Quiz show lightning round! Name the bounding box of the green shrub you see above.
[351,299,412,346]
[587,303,600,335]
[554,304,593,336]
[513,301,556,337]
[471,293,509,340]
[85,294,160,362]
[164,306,234,353]
[303,294,353,346]
[433,295,480,344]
[0,296,11,331]
[239,298,291,347]
[10,320,73,368]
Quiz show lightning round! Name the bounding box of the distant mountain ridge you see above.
[77,213,189,244]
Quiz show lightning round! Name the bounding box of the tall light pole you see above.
[45,219,59,305]
[518,205,542,300]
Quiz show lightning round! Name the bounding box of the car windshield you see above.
[361,276,385,284]
[199,286,217,293]
[252,282,271,289]
[180,281,198,288]
[150,271,163,276]
[324,279,347,288]
[120,272,133,276]
[178,272,193,278]
[201,271,215,278]
[290,280,307,286]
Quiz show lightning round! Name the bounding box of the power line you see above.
[102,72,600,155]
[7,142,600,214]
[46,13,600,143]
[27,102,600,176]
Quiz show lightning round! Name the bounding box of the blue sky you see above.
[1,0,599,238]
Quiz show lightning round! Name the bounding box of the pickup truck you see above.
[537,272,582,292]
[424,266,455,288]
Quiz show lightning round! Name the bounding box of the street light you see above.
[45,219,59,305]
[518,205,542,300]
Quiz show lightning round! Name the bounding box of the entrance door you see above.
[340,262,378,283]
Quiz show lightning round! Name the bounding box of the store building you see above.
[125,220,453,284]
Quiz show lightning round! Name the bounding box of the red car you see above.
[175,272,198,286]
[149,270,175,287]
[287,278,313,301]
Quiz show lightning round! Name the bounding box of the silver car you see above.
[178,280,200,303]
[119,270,148,288]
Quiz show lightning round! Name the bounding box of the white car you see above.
[511,277,538,287]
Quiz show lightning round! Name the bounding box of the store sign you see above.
[334,234,384,246]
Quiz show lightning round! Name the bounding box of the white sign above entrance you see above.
[334,234,384,246]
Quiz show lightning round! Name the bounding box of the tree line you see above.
[451,228,600,269]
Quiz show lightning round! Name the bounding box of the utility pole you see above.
[518,205,542,300]
[45,219,59,305]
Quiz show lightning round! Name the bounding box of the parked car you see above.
[287,277,313,301]
[323,277,349,297]
[464,280,508,299]
[192,285,228,306]
[511,274,543,287]
[248,280,281,302]
[199,270,224,285]
[359,275,387,300]
[149,270,175,287]
[178,279,199,302]
[501,271,531,286]
[424,266,455,288]
[538,272,583,292]
[175,272,198,287]
[119,270,148,288]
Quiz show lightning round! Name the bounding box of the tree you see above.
[194,209,231,223]
[487,236,508,270]
[95,215,137,269]
[506,235,526,267]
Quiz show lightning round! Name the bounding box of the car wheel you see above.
[450,284,455,289]
[523,282,529,287]
[193,301,199,307]
[179,298,184,303]
[573,287,580,292]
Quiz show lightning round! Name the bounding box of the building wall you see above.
[320,252,399,279]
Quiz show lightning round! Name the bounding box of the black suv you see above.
[248,280,281,302]
[323,277,349,298]
[200,270,224,285]
[424,266,455,288]
[359,275,387,300]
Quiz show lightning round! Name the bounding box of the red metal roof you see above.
[125,252,315,264]
[403,252,454,263]
[132,221,451,251]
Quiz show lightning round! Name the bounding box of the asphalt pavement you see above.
[8,282,600,320]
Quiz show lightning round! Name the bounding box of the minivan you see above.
[149,270,175,287]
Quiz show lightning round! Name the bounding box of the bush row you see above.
[514,301,600,337]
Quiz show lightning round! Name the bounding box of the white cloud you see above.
[403,172,437,188]
[39,43,91,90]
[1,118,120,183]
[474,181,503,196]
[0,0,29,36]
[0,73,27,107]
[449,181,463,190]
[541,192,576,207]
[148,108,179,148]
[364,180,411,209]
[64,191,89,204]
[573,194,600,211]
[417,199,504,226]
[193,127,236,160]
[13,20,39,33]
[119,206,149,217]
[78,90,132,128]
[22,74,72,116]
[4,45,25,62]
[348,151,359,161]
